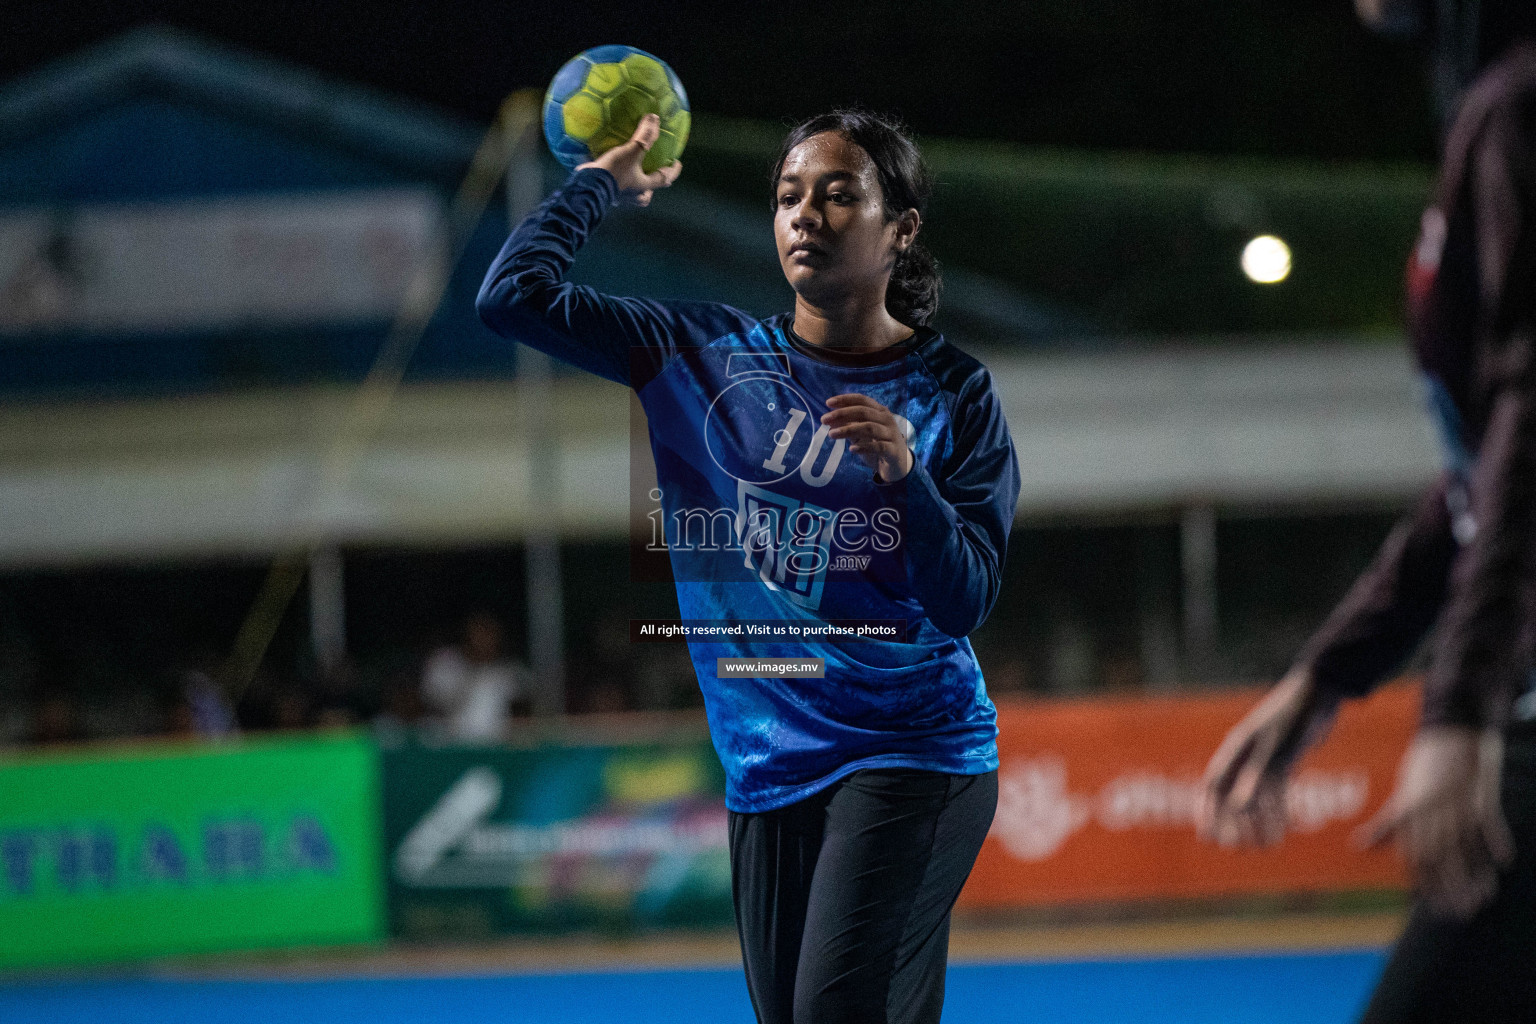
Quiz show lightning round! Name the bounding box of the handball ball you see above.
[543,45,690,174]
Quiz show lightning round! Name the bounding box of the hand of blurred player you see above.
[823,394,914,483]
[1199,666,1341,847]
[577,113,682,207]
[1355,725,1514,920]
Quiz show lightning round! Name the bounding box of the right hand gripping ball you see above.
[543,45,691,174]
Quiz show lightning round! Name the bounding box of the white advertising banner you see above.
[0,189,447,334]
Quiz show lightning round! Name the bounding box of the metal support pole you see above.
[308,545,346,677]
[1180,503,1218,682]
[1137,525,1181,690]
[506,92,566,717]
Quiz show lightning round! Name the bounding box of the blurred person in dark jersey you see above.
[1202,2,1536,1020]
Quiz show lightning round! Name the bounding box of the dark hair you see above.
[770,109,941,327]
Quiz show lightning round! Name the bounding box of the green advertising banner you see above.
[382,737,733,939]
[0,732,384,969]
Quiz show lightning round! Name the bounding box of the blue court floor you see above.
[0,950,1385,1023]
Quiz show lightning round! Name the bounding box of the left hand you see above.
[822,394,913,483]
[1355,725,1515,920]
[1199,667,1339,848]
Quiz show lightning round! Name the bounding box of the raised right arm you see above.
[476,164,760,391]
[476,167,674,387]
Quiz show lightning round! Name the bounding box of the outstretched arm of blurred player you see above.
[1199,666,1341,848]
[1199,474,1516,916]
[1200,477,1458,846]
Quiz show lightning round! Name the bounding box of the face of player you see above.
[774,132,917,313]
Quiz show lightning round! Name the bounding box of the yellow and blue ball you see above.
[543,45,690,173]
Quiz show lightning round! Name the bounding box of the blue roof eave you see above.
[0,25,485,182]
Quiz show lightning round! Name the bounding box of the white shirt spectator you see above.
[421,646,522,742]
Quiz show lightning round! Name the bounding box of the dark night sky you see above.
[5,0,1438,161]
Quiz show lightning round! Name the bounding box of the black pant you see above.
[728,767,998,1024]
[1359,720,1536,1023]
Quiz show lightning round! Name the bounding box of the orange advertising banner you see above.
[959,682,1419,908]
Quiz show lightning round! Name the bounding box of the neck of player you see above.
[792,290,913,354]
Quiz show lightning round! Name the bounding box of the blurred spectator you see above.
[983,657,1030,697]
[168,648,238,739]
[569,606,638,714]
[0,606,39,744]
[576,679,630,715]
[1101,654,1144,693]
[372,667,426,744]
[309,653,368,728]
[30,690,85,744]
[269,684,313,731]
[1045,612,1097,695]
[165,674,239,739]
[634,644,703,712]
[421,611,525,741]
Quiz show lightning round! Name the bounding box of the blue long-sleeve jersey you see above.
[477,168,1021,812]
